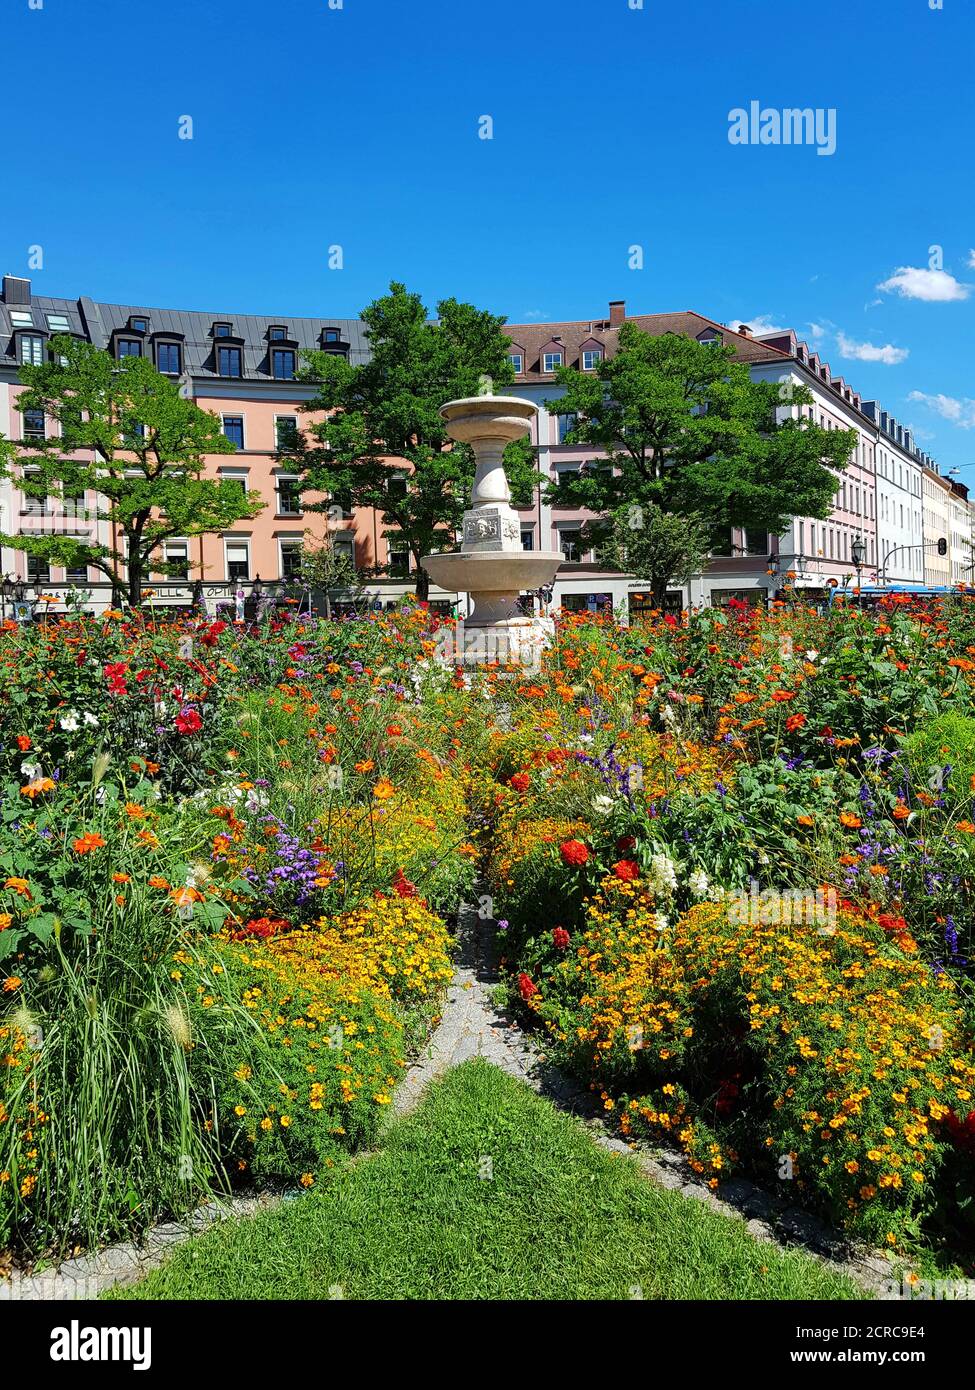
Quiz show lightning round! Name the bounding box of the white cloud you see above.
[876,266,970,302]
[908,389,975,428]
[727,315,786,336]
[808,322,827,341]
[836,331,908,365]
[968,249,975,269]
[520,309,549,321]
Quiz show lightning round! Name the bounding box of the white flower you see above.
[83,712,99,727]
[659,703,676,725]
[244,788,269,815]
[60,712,80,732]
[805,650,819,662]
[592,795,615,816]
[649,853,678,896]
[688,867,710,900]
[20,760,42,781]
[654,914,670,933]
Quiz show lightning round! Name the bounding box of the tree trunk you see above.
[414,564,430,603]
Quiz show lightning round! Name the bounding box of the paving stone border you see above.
[3,898,907,1301]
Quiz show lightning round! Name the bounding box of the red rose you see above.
[612,859,640,882]
[175,707,203,735]
[559,839,589,867]
[616,835,636,853]
[517,972,539,1002]
[552,927,570,951]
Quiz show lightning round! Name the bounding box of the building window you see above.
[65,561,89,583]
[164,542,189,579]
[220,471,249,497]
[20,335,44,366]
[557,526,585,563]
[275,415,299,451]
[520,527,534,551]
[9,311,33,328]
[556,413,577,444]
[222,415,244,449]
[280,541,303,580]
[217,346,242,378]
[27,553,51,585]
[22,409,45,441]
[46,314,71,332]
[276,476,303,516]
[269,326,288,341]
[332,532,355,565]
[213,322,232,338]
[271,348,296,380]
[225,540,250,581]
[117,338,142,358]
[388,542,410,577]
[323,328,340,342]
[508,353,523,374]
[543,352,563,373]
[743,529,767,556]
[582,349,602,371]
[130,317,149,334]
[156,341,181,374]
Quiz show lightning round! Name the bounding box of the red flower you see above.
[552,927,570,951]
[104,662,129,695]
[785,713,806,732]
[15,735,31,752]
[175,707,203,735]
[198,621,227,648]
[612,859,640,882]
[616,835,637,854]
[944,1110,975,1156]
[559,839,589,867]
[517,972,539,1002]
[392,869,418,898]
[509,772,530,792]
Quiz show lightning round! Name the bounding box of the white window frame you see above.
[582,349,602,371]
[274,413,300,451]
[224,537,251,582]
[275,473,303,517]
[543,352,563,373]
[220,413,246,449]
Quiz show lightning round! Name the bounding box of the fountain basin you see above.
[421,550,562,596]
[439,395,537,446]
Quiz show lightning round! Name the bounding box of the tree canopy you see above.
[296,282,540,598]
[0,338,263,604]
[547,324,858,600]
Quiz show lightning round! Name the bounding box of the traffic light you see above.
[937,537,948,557]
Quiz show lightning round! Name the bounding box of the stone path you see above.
[2,899,903,1300]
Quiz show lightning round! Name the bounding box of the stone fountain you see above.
[421,391,562,667]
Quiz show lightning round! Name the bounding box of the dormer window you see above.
[269,325,288,341]
[543,351,563,373]
[697,331,719,347]
[9,310,33,328]
[156,340,182,374]
[46,314,70,332]
[213,322,233,338]
[129,316,149,334]
[217,345,242,378]
[582,349,602,371]
[19,333,45,366]
[508,352,523,374]
[323,328,340,343]
[117,338,142,359]
[271,347,296,380]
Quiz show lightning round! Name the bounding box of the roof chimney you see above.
[2,275,31,305]
[609,300,625,328]
[738,323,752,337]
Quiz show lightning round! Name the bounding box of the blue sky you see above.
[4,0,975,473]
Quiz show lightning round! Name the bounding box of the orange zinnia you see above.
[373,779,395,800]
[73,832,106,854]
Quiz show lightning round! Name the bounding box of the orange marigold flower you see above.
[20,777,56,799]
[372,779,395,800]
[839,811,862,829]
[955,820,975,835]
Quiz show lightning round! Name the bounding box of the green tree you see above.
[296,282,540,601]
[291,533,366,619]
[547,324,857,604]
[599,501,712,607]
[0,338,263,605]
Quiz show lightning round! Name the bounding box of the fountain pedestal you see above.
[421,395,561,667]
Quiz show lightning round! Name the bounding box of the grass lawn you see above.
[111,1060,868,1301]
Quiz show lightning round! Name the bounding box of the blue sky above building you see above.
[3,0,974,472]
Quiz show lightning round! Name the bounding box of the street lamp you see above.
[851,535,867,592]
[0,575,12,623]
